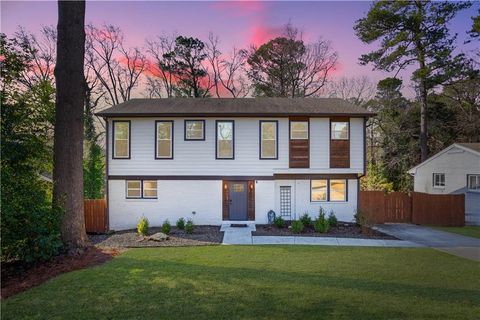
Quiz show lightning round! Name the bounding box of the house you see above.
[96,98,374,230]
[408,143,480,226]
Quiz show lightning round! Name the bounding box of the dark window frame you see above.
[310,179,349,202]
[155,120,174,160]
[215,120,235,160]
[184,119,206,141]
[126,180,158,199]
[112,120,131,160]
[432,173,445,188]
[259,120,279,160]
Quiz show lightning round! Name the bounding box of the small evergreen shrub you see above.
[137,216,149,236]
[291,220,304,234]
[273,216,285,228]
[185,219,194,234]
[299,213,312,227]
[176,217,186,230]
[314,208,329,233]
[161,220,171,234]
[328,211,337,227]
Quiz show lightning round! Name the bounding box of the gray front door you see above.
[229,181,248,220]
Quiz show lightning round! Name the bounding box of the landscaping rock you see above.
[146,232,169,242]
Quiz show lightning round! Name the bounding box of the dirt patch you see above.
[253,222,397,239]
[1,247,122,299]
[90,226,224,248]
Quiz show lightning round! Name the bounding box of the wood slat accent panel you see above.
[222,181,229,220]
[330,117,350,168]
[289,117,309,168]
[247,181,255,221]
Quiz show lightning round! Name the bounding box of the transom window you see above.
[185,120,205,140]
[216,121,234,159]
[290,121,308,139]
[260,121,278,159]
[467,174,480,191]
[113,121,130,159]
[331,121,349,140]
[433,173,445,188]
[126,180,157,199]
[156,121,173,159]
[311,179,347,202]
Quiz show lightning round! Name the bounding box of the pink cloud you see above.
[249,23,283,47]
[211,1,266,16]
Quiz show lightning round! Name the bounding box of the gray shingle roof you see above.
[96,98,375,117]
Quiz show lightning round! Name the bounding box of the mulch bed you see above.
[253,222,397,240]
[89,225,224,248]
[1,247,123,300]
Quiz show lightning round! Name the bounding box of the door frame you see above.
[222,180,255,221]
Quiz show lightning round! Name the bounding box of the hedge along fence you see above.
[359,191,465,227]
[84,199,107,233]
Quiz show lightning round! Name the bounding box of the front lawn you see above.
[432,226,480,239]
[2,246,479,320]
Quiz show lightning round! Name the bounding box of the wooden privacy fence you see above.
[359,191,464,227]
[84,199,107,233]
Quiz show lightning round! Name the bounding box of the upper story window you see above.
[216,120,234,159]
[467,174,480,191]
[433,173,445,188]
[290,121,308,139]
[260,121,278,159]
[156,121,173,159]
[331,121,349,140]
[113,121,130,159]
[185,120,205,141]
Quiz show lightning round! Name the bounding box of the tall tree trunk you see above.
[53,0,89,252]
[415,0,428,162]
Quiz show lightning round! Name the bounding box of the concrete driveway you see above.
[374,224,480,261]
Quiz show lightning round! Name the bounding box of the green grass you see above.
[432,226,480,239]
[2,246,479,320]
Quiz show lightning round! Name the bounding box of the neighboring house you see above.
[96,98,373,230]
[408,143,480,226]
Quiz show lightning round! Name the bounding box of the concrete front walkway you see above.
[221,223,421,247]
[374,224,480,261]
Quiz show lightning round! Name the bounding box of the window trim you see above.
[215,120,235,160]
[259,120,279,160]
[112,120,131,159]
[155,120,174,160]
[432,173,445,189]
[126,180,158,199]
[289,120,309,140]
[467,174,480,192]
[142,180,158,199]
[184,119,205,141]
[126,180,142,199]
[310,179,348,202]
[330,120,350,141]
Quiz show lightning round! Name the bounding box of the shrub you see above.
[273,216,285,228]
[314,208,329,233]
[185,219,194,234]
[328,211,337,227]
[137,216,149,236]
[291,220,304,234]
[176,217,186,230]
[299,213,312,227]
[354,209,371,227]
[161,220,171,234]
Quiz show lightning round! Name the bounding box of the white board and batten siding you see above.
[107,117,364,229]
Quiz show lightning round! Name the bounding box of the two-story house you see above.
[97,98,374,230]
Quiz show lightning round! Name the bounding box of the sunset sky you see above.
[2,1,478,97]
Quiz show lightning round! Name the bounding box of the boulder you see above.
[146,232,169,242]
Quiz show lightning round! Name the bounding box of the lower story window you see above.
[310,179,347,202]
[126,180,157,199]
[468,174,480,191]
